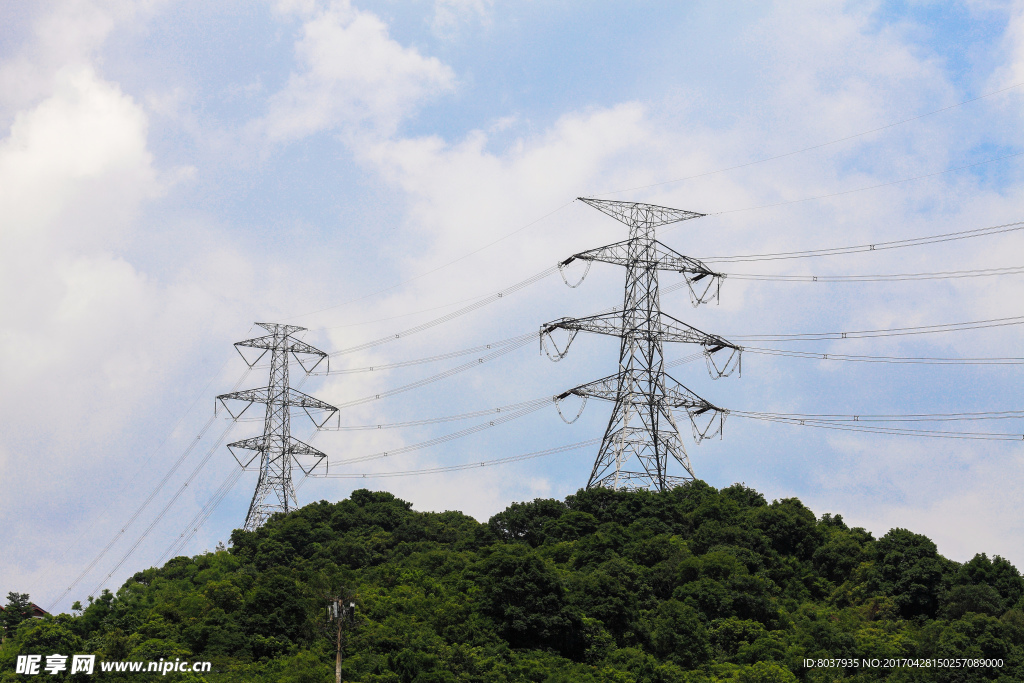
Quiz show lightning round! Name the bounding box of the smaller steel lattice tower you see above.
[541,198,741,492]
[217,323,338,531]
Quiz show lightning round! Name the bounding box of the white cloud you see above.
[0,1,159,122]
[0,63,188,446]
[0,14,243,601]
[263,0,455,141]
[994,1,1024,87]
[0,66,157,245]
[431,0,493,39]
[361,103,652,252]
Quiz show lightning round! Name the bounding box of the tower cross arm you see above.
[650,240,720,278]
[235,329,303,351]
[226,435,267,468]
[217,387,273,405]
[578,197,705,227]
[542,310,741,352]
[285,388,337,413]
[235,334,328,357]
[541,311,624,339]
[557,371,730,414]
[561,239,720,279]
[283,338,329,359]
[234,323,327,371]
[215,387,337,412]
[662,373,729,442]
[226,435,266,452]
[560,240,632,267]
[661,374,726,414]
[657,312,741,352]
[285,436,329,474]
[226,435,328,474]
[286,436,328,460]
[225,436,328,459]
[556,373,621,401]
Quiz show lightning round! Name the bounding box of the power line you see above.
[160,428,322,563]
[728,314,1024,342]
[327,267,556,357]
[165,380,1022,557]
[733,408,1024,423]
[45,365,254,611]
[698,219,1024,264]
[318,439,601,479]
[46,414,219,608]
[743,346,1024,365]
[319,293,489,330]
[88,416,241,599]
[321,333,534,370]
[271,335,539,441]
[594,80,1024,197]
[246,333,532,375]
[285,203,573,321]
[331,335,534,411]
[43,360,246,610]
[325,399,551,467]
[699,150,1024,217]
[732,412,1024,441]
[322,397,550,431]
[265,221,1024,381]
[252,260,1024,382]
[723,265,1024,282]
[159,466,244,563]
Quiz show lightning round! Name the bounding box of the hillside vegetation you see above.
[3,482,1023,681]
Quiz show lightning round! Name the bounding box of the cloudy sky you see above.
[4,0,1024,611]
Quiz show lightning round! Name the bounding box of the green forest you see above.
[2,482,1023,682]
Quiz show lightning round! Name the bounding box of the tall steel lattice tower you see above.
[541,198,741,491]
[217,323,338,531]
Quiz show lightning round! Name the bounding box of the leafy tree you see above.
[945,553,1024,614]
[812,530,867,583]
[0,593,34,637]
[941,583,1004,620]
[753,498,820,560]
[477,544,581,655]
[488,498,567,546]
[644,599,710,668]
[872,528,950,619]
[736,660,798,683]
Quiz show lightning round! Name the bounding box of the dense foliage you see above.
[3,483,1023,681]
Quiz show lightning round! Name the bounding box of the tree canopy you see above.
[2,482,1023,681]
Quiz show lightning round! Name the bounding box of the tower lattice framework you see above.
[217,323,338,531]
[541,198,741,491]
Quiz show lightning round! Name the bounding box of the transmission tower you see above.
[217,323,338,531]
[541,198,741,492]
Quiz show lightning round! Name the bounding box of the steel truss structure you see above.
[217,323,338,531]
[541,198,741,491]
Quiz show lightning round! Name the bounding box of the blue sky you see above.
[4,0,1024,611]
